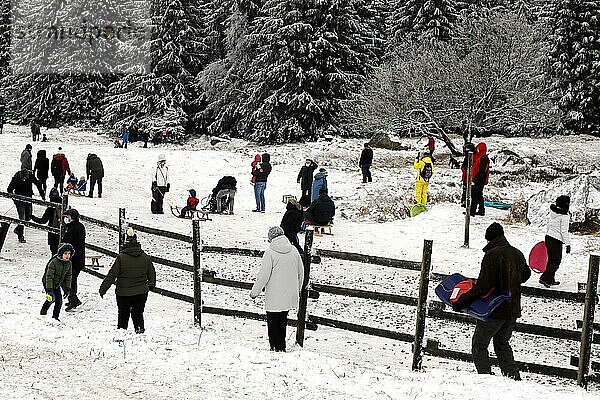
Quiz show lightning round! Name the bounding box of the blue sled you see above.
[435,273,511,322]
[484,201,512,210]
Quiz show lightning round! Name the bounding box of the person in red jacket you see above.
[179,189,199,217]
[470,142,490,216]
[250,154,261,184]
[51,148,71,193]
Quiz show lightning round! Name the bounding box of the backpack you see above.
[420,162,433,181]
[51,158,63,177]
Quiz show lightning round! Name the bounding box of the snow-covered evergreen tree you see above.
[201,0,233,64]
[548,0,600,136]
[389,0,458,43]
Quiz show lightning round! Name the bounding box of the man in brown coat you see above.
[453,222,531,380]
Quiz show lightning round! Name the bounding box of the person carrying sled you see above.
[311,168,328,202]
[452,223,531,381]
[304,188,335,227]
[99,228,156,334]
[31,187,62,255]
[359,143,373,183]
[151,154,170,214]
[180,189,200,217]
[250,226,304,352]
[51,148,71,193]
[470,142,490,216]
[280,198,304,254]
[40,243,74,321]
[33,149,49,193]
[413,151,434,205]
[7,168,45,243]
[539,195,571,287]
[62,208,85,311]
[297,158,318,199]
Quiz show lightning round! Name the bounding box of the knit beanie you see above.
[126,227,137,241]
[268,226,284,242]
[555,195,570,212]
[484,222,504,241]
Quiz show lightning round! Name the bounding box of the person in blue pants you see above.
[251,153,271,212]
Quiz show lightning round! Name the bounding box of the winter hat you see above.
[484,222,504,241]
[555,195,570,212]
[319,187,328,195]
[125,227,137,241]
[63,208,80,220]
[158,154,166,162]
[189,189,197,197]
[49,188,61,203]
[26,144,32,150]
[267,226,284,242]
[56,243,75,257]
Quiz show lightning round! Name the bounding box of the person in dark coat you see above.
[7,168,45,243]
[280,198,304,254]
[33,149,49,192]
[252,153,271,212]
[40,243,73,321]
[31,121,41,141]
[86,153,104,198]
[21,144,33,171]
[212,176,237,214]
[359,143,373,183]
[470,142,490,216]
[31,188,62,255]
[62,208,86,311]
[99,228,156,333]
[452,223,531,381]
[297,159,318,200]
[304,188,335,226]
[141,131,149,148]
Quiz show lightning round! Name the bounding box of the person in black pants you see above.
[297,159,318,200]
[7,168,45,243]
[31,188,62,255]
[359,143,373,183]
[40,243,74,321]
[99,228,156,333]
[470,142,489,216]
[280,198,304,254]
[539,195,571,287]
[62,208,86,311]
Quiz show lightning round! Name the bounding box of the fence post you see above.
[0,222,9,252]
[192,219,202,327]
[412,239,433,370]
[577,254,599,388]
[118,208,126,252]
[296,230,314,347]
[58,194,69,243]
[464,151,473,248]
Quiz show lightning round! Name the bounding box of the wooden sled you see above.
[282,194,297,204]
[307,224,333,236]
[170,206,212,221]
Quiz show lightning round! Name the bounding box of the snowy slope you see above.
[0,125,599,398]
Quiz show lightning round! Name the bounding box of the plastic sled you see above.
[528,241,547,274]
[435,273,511,322]
[406,203,428,218]
[484,201,512,210]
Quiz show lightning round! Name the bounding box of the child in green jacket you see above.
[40,243,74,320]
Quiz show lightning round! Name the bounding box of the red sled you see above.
[435,273,511,322]
[528,241,547,274]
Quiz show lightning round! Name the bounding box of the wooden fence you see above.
[0,190,597,388]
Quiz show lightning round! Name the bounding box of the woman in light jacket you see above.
[539,195,571,287]
[250,226,304,352]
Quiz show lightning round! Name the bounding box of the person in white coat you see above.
[540,195,571,287]
[250,226,304,352]
[151,154,170,214]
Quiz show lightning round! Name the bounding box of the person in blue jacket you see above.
[311,168,328,202]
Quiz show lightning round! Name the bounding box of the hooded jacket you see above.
[86,154,104,179]
[359,147,373,166]
[99,239,156,297]
[280,201,303,238]
[547,204,571,245]
[51,153,71,177]
[413,155,434,182]
[472,143,489,186]
[297,161,318,190]
[306,192,335,225]
[252,153,272,182]
[33,150,49,180]
[453,235,531,320]
[311,172,328,201]
[250,235,304,312]
[62,219,86,270]
[21,148,32,171]
[42,255,72,291]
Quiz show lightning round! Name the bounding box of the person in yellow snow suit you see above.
[413,151,434,205]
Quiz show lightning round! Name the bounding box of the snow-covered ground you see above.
[0,125,599,398]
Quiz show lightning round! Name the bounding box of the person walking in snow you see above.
[539,195,571,287]
[280,198,304,254]
[40,243,74,321]
[359,143,373,183]
[31,188,62,255]
[31,121,41,141]
[21,144,33,171]
[297,158,318,199]
[413,151,434,205]
[452,223,531,381]
[250,227,304,352]
[99,228,156,334]
[86,153,104,198]
[7,168,45,243]
[311,168,328,202]
[51,148,71,193]
[151,154,170,214]
[470,142,490,216]
[252,153,271,212]
[121,126,129,149]
[62,208,85,311]
[33,149,49,193]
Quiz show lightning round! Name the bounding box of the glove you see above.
[166,183,170,192]
[63,289,70,299]
[566,245,571,254]
[45,291,54,303]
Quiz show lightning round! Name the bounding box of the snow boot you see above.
[539,278,551,288]
[135,327,145,334]
[65,298,82,311]
[18,236,26,243]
